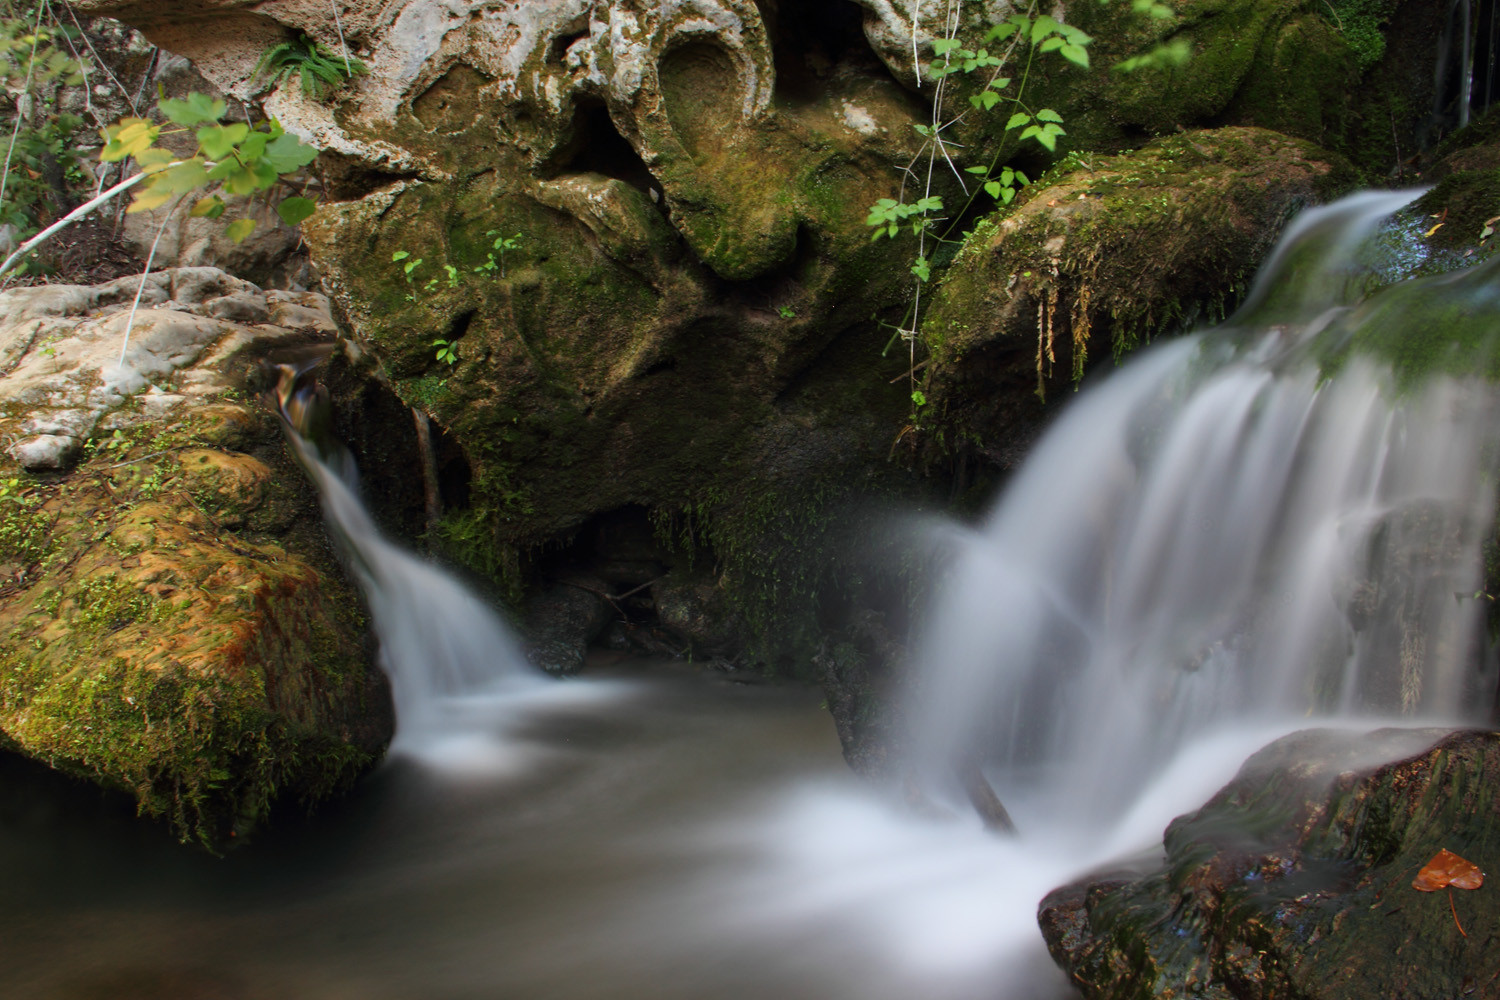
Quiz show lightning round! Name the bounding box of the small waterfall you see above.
[274,364,544,759]
[902,189,1500,829]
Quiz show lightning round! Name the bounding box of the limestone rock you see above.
[0,269,389,850]
[1039,727,1500,1000]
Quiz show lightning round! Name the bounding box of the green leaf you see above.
[1031,15,1061,40]
[985,180,1003,199]
[1039,36,1064,53]
[1060,44,1090,68]
[134,147,176,173]
[261,132,319,173]
[127,186,175,213]
[99,118,158,162]
[1001,187,1016,205]
[964,165,989,175]
[276,196,317,226]
[225,218,257,244]
[986,22,1020,42]
[1005,112,1031,131]
[932,37,961,55]
[149,158,210,195]
[392,251,410,261]
[190,195,226,219]
[196,122,249,160]
[1036,108,1064,123]
[159,93,226,126]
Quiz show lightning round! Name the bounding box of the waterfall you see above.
[274,364,546,761]
[900,189,1500,829]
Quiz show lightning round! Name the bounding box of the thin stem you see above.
[117,198,178,369]
[0,168,145,279]
[59,0,137,115]
[329,0,352,76]
[0,0,47,213]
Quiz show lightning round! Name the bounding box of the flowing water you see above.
[4,190,1499,1000]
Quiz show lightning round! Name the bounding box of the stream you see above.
[5,189,1499,999]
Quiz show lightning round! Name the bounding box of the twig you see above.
[58,0,138,116]
[0,169,147,279]
[104,447,181,469]
[889,358,931,383]
[329,0,352,76]
[118,200,178,368]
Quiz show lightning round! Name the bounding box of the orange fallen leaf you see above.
[1413,849,1484,892]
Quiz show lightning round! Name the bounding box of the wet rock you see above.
[523,575,615,676]
[1039,727,1500,1000]
[920,127,1354,469]
[0,270,389,850]
[653,568,744,661]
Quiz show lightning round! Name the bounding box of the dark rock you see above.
[1040,726,1500,1000]
[523,575,615,676]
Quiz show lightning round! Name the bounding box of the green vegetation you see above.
[253,32,366,98]
[0,3,87,264]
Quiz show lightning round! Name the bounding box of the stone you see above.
[1039,727,1500,1000]
[919,127,1355,470]
[0,269,390,850]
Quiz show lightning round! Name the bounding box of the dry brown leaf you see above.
[1413,849,1484,892]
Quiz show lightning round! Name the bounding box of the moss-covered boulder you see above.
[0,269,391,850]
[918,127,1353,466]
[1040,726,1500,1000]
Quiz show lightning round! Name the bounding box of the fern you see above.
[253,34,366,99]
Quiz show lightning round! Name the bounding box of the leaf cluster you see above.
[100,93,319,243]
[253,33,367,99]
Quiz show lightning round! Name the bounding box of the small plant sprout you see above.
[474,230,523,278]
[393,250,423,301]
[432,338,458,365]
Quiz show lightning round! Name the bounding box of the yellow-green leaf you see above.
[100,118,159,162]
[190,195,226,219]
[127,186,175,213]
[225,218,257,244]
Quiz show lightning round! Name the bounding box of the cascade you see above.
[900,189,1500,838]
[273,363,547,760]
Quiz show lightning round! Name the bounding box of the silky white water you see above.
[4,190,1497,1000]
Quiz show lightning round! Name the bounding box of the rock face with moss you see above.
[69,0,1388,674]
[918,126,1352,467]
[0,269,390,849]
[1040,727,1500,1000]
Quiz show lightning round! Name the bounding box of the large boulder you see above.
[0,269,391,850]
[1040,727,1500,1000]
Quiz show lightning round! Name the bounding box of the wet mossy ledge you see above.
[916,127,1356,469]
[0,271,391,851]
[1041,727,1500,1000]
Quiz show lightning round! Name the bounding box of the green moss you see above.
[1321,0,1399,70]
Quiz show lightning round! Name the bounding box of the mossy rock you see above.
[1040,727,1500,1000]
[0,274,390,850]
[918,126,1355,467]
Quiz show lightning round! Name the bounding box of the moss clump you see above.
[1322,0,1400,69]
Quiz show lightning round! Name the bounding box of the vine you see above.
[867,0,1186,440]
